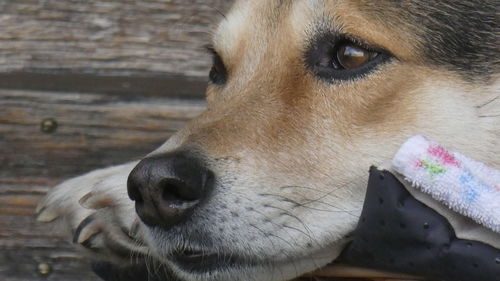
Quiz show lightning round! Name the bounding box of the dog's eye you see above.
[209,53,227,85]
[206,46,228,85]
[305,34,392,82]
[336,43,377,69]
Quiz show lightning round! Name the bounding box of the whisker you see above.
[214,7,227,19]
[476,94,499,108]
[248,223,286,280]
[259,193,350,213]
[233,191,325,273]
[252,206,318,247]
[479,114,500,118]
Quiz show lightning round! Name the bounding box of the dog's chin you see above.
[166,254,335,281]
[150,241,343,281]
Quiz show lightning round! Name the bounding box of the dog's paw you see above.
[37,162,149,262]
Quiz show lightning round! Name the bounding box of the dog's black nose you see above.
[127,152,214,228]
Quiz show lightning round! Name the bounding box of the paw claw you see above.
[78,192,94,208]
[35,201,45,213]
[36,207,59,222]
[79,192,114,210]
[80,232,101,249]
[37,162,142,262]
[73,215,100,244]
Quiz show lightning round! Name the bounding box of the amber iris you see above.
[336,44,373,69]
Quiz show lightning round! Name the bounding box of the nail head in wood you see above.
[40,118,58,133]
[37,262,52,276]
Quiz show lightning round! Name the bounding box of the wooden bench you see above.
[0,1,231,280]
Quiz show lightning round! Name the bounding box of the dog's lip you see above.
[170,248,252,273]
[304,264,427,280]
[170,249,426,280]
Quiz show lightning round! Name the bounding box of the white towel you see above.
[392,135,500,233]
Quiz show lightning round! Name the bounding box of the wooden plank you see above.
[0,72,207,99]
[0,87,206,281]
[0,0,232,77]
[0,0,234,279]
[0,88,205,178]
[1,248,99,281]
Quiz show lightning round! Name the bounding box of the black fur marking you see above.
[409,1,497,79]
[362,1,498,80]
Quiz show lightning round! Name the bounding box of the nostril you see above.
[160,178,201,205]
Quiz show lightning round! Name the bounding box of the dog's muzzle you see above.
[93,167,499,281]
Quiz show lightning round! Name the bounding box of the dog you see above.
[37,0,499,280]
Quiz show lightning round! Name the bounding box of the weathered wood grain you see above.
[0,0,232,77]
[0,87,206,281]
[0,72,207,99]
[0,1,234,279]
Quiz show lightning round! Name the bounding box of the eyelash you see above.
[205,45,217,56]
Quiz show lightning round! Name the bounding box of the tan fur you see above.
[38,1,499,280]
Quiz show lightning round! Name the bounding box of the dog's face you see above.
[126,1,499,280]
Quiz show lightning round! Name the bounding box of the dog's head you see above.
[127,1,499,280]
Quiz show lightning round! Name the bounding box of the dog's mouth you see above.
[169,248,253,273]
[168,249,425,281]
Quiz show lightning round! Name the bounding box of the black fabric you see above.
[338,167,500,281]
